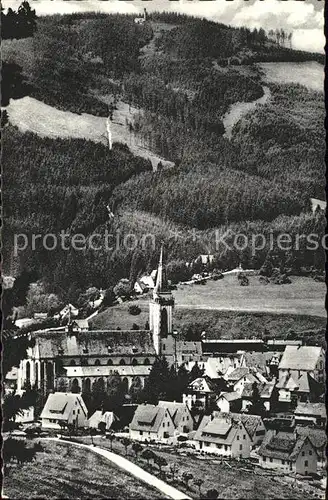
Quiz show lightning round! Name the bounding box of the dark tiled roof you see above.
[295,426,326,450]
[241,382,274,399]
[33,330,156,358]
[227,367,250,381]
[220,391,241,402]
[217,412,263,438]
[259,431,309,461]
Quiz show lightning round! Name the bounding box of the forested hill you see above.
[153,16,324,64]
[2,10,325,302]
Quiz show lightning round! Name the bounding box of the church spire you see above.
[154,244,164,293]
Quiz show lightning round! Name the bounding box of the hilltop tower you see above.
[149,245,174,354]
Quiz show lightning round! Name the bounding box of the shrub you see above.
[128,305,141,316]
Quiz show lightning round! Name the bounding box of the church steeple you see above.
[154,244,168,295]
[149,245,174,354]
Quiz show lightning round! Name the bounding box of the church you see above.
[16,248,202,395]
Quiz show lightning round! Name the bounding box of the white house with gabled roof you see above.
[193,414,251,458]
[129,403,175,442]
[40,392,88,430]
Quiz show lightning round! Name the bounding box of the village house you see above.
[276,371,323,409]
[54,303,79,320]
[241,382,276,412]
[244,351,282,379]
[134,8,147,24]
[203,352,246,379]
[15,406,35,424]
[134,275,155,295]
[40,392,88,430]
[158,400,194,434]
[294,402,326,428]
[216,391,242,413]
[295,426,326,468]
[278,345,325,383]
[225,367,268,394]
[258,430,317,476]
[129,404,175,442]
[213,411,266,447]
[87,410,116,431]
[193,414,252,458]
[183,376,225,411]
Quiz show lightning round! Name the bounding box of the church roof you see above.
[32,330,156,358]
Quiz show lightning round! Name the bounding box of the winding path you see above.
[44,438,191,500]
[222,86,271,140]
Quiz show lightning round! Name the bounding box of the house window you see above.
[224,445,228,451]
[237,436,240,440]
[140,431,143,436]
[95,359,101,366]
[302,451,305,456]
[304,460,308,467]
[162,345,166,351]
[282,460,285,465]
[270,458,273,463]
[163,423,165,427]
[77,409,80,414]
[72,410,75,415]
[309,451,312,456]
[263,457,266,462]
[239,445,242,451]
[243,434,246,440]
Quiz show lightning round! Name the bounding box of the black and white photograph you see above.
[1,0,326,498]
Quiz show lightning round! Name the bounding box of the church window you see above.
[119,359,126,365]
[84,378,91,392]
[144,358,150,365]
[70,360,76,366]
[71,378,80,393]
[26,361,30,382]
[160,309,168,338]
[132,359,138,366]
[95,359,101,366]
[107,359,113,365]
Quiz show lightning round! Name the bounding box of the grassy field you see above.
[173,275,325,317]
[91,275,326,339]
[74,436,321,500]
[3,440,165,499]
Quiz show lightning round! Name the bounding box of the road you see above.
[44,438,191,500]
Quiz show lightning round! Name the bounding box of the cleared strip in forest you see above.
[6,96,174,172]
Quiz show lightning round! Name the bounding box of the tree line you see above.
[1,1,37,39]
